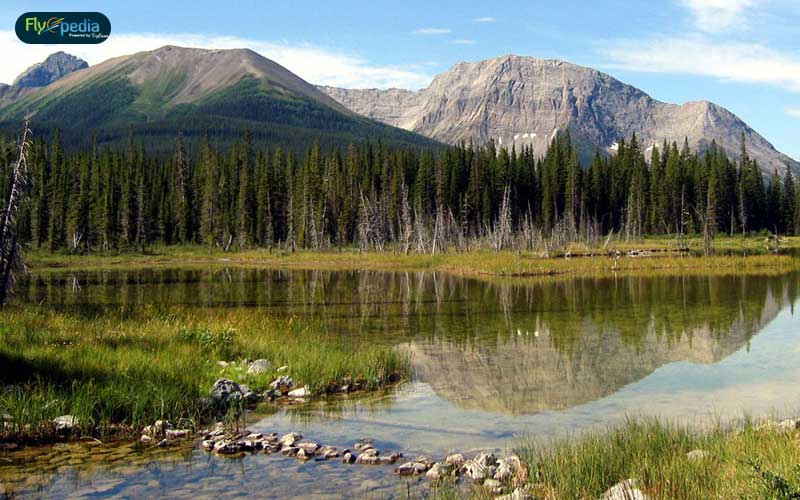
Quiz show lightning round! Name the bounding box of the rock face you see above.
[320,55,798,177]
[13,52,88,87]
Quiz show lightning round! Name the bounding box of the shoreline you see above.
[24,236,800,280]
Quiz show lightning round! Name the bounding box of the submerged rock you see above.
[602,479,649,500]
[247,359,271,375]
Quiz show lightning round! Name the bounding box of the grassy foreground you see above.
[25,235,800,278]
[510,418,800,500]
[0,305,408,442]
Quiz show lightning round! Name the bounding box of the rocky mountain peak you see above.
[319,55,798,176]
[13,52,88,87]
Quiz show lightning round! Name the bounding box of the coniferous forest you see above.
[2,127,799,254]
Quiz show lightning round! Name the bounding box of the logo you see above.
[16,12,110,44]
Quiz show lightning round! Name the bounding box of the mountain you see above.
[13,52,88,87]
[0,46,439,152]
[320,55,798,176]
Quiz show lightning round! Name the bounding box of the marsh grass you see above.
[517,418,800,499]
[26,235,800,279]
[0,304,409,442]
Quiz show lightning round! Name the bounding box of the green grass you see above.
[515,418,800,500]
[0,304,409,442]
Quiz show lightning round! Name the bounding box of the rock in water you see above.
[279,432,303,447]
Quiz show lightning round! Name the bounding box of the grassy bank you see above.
[0,305,408,443]
[514,418,800,499]
[24,235,800,278]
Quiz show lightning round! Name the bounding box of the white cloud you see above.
[413,28,451,35]
[679,0,761,32]
[599,35,800,92]
[472,17,496,23]
[0,31,433,90]
[449,39,476,45]
[786,108,800,118]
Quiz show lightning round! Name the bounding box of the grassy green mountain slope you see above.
[0,46,440,152]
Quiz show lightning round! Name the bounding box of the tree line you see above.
[1,127,798,254]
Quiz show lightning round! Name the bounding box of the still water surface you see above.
[3,268,800,498]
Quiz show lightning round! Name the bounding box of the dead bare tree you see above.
[0,119,32,307]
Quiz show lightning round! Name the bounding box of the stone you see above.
[165,429,189,440]
[201,440,215,450]
[484,478,503,495]
[281,446,299,457]
[356,448,380,465]
[445,453,466,468]
[495,487,535,500]
[139,435,152,444]
[247,359,270,375]
[277,365,288,372]
[156,439,169,448]
[342,451,356,464]
[395,461,428,475]
[378,453,403,465]
[288,386,311,398]
[52,415,79,431]
[355,439,374,451]
[426,461,454,480]
[269,375,293,392]
[602,479,649,500]
[778,419,799,432]
[217,361,230,368]
[296,448,314,460]
[494,456,528,486]
[209,378,258,408]
[317,446,340,459]
[686,449,709,461]
[279,432,302,447]
[463,458,495,482]
[297,442,320,453]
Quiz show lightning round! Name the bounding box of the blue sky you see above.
[1,0,799,159]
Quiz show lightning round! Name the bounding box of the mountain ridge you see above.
[0,46,440,152]
[320,54,798,175]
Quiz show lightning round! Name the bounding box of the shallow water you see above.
[3,268,800,498]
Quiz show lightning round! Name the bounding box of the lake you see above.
[2,268,800,498]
